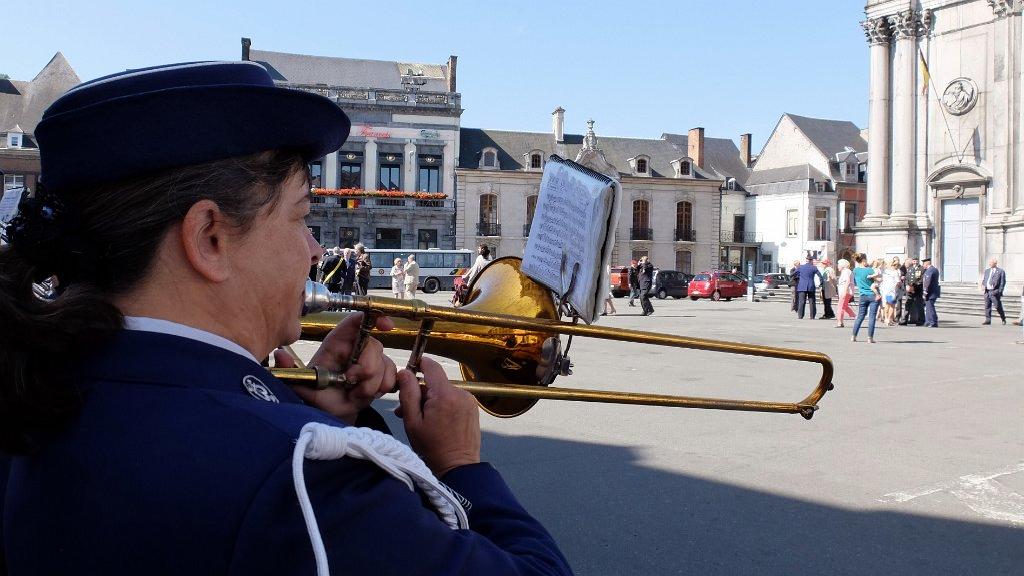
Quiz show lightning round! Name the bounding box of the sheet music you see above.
[522,158,618,323]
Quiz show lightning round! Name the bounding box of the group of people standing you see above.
[314,242,372,295]
[389,254,421,299]
[790,253,941,343]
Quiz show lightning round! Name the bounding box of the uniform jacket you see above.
[795,262,819,292]
[2,330,571,576]
[981,267,1006,295]
[923,266,941,300]
[637,262,655,290]
[320,254,345,290]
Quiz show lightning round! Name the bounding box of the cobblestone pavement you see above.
[290,290,1024,575]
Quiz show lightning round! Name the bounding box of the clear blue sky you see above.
[6,0,868,152]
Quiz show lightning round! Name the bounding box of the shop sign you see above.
[419,129,441,140]
[359,125,392,139]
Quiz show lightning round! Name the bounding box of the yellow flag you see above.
[919,49,931,95]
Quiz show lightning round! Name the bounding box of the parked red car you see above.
[609,265,631,297]
[688,270,748,301]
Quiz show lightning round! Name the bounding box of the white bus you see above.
[365,248,473,293]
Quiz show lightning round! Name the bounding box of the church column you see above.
[889,9,919,221]
[862,17,892,223]
[916,10,933,224]
[363,138,378,191]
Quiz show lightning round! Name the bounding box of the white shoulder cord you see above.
[291,422,470,576]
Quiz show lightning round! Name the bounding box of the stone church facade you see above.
[858,0,1024,286]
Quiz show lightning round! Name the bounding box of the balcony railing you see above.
[630,227,653,241]
[477,222,501,237]
[720,230,762,243]
[674,228,696,242]
[523,223,532,237]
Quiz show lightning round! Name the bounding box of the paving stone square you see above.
[291,290,1024,575]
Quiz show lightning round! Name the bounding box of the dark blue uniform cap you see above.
[35,61,351,192]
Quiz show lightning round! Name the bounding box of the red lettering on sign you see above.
[359,125,392,139]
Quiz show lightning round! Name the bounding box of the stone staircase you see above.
[753,285,1022,320]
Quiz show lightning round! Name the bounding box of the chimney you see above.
[688,127,705,169]
[446,55,458,92]
[241,37,251,61]
[552,107,565,142]
[740,133,752,167]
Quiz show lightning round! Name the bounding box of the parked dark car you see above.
[688,271,748,301]
[653,270,693,299]
[609,266,631,297]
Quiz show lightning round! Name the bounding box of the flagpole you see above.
[920,47,963,162]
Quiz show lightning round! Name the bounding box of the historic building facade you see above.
[0,53,80,194]
[744,113,868,271]
[243,39,462,249]
[456,109,729,274]
[859,0,1024,285]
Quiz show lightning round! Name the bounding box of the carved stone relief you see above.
[941,78,979,116]
[861,17,890,45]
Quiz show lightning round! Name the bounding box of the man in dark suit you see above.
[637,256,655,316]
[789,260,800,312]
[627,260,640,307]
[922,257,941,327]
[320,247,345,293]
[980,257,1007,325]
[795,254,819,320]
[900,257,925,326]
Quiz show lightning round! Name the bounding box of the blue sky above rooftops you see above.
[6,0,868,153]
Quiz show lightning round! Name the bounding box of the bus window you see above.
[419,252,443,268]
[444,252,471,268]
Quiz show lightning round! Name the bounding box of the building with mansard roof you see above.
[0,52,80,193]
[859,0,1024,287]
[456,109,756,275]
[242,38,462,250]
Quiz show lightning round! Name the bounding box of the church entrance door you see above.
[940,198,979,282]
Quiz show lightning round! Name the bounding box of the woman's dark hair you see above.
[0,149,306,454]
[854,253,867,264]
[478,244,490,258]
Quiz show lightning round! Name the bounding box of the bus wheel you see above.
[423,277,440,294]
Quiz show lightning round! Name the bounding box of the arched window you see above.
[631,199,650,240]
[525,194,538,236]
[675,201,693,241]
[636,158,647,174]
[680,160,691,176]
[478,193,499,236]
[482,149,497,168]
[530,153,542,169]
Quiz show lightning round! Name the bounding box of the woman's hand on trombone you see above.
[274,312,398,424]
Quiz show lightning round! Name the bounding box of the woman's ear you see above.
[179,199,233,283]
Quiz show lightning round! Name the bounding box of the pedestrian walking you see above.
[851,253,882,343]
[835,258,856,328]
[881,259,901,326]
[404,253,420,299]
[321,247,345,293]
[637,256,655,316]
[790,260,800,313]
[341,247,357,295]
[627,260,639,307]
[602,265,617,316]
[819,259,837,320]
[980,257,1007,325]
[795,254,818,319]
[390,257,406,299]
[921,257,941,327]
[354,243,372,295]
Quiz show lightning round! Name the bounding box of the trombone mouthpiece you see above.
[303,280,353,315]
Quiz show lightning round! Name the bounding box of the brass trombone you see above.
[271,257,834,420]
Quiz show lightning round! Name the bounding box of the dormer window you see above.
[480,147,500,170]
[524,149,544,171]
[7,133,21,148]
[628,155,651,177]
[815,181,826,193]
[671,157,693,178]
[726,178,736,191]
